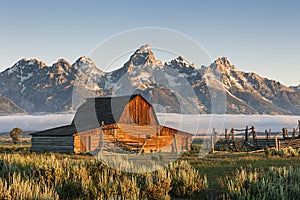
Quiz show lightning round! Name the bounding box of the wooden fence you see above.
[209,120,300,152]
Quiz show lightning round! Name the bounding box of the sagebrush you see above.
[0,153,208,199]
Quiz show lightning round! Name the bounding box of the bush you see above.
[0,153,208,199]
[264,146,272,157]
[169,161,208,198]
[142,172,171,200]
[224,166,300,200]
[265,147,300,158]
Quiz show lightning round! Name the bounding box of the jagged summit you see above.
[5,58,47,74]
[54,59,71,69]
[15,58,47,68]
[74,56,94,64]
[210,56,237,72]
[72,56,101,73]
[177,56,189,62]
[290,84,300,90]
[129,44,162,67]
[214,57,231,65]
[55,58,70,64]
[52,59,71,74]
[168,56,195,68]
[136,44,152,54]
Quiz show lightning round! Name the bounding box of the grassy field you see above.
[1,142,300,199]
[187,152,300,198]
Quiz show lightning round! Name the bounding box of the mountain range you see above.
[0,44,299,115]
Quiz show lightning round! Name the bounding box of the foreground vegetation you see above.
[0,151,208,200]
[1,144,300,199]
[224,166,300,199]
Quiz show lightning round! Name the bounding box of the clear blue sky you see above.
[0,0,299,86]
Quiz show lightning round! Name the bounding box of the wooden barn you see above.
[31,94,192,154]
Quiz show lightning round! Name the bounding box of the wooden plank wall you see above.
[32,126,192,154]
[76,128,101,152]
[31,136,74,154]
[119,95,157,125]
[159,126,192,151]
[74,134,82,154]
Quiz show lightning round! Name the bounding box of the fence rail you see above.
[206,120,300,152]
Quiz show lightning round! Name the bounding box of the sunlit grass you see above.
[1,142,300,199]
[0,152,208,199]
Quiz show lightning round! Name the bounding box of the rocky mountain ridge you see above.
[0,44,299,115]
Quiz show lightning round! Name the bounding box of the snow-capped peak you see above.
[6,58,46,75]
[176,56,190,63]
[167,56,196,68]
[122,44,163,73]
[72,56,104,75]
[128,44,162,67]
[16,58,47,68]
[52,59,72,74]
[75,56,93,63]
[73,56,95,70]
[210,57,237,73]
[215,57,231,66]
[136,44,152,54]
[56,58,70,65]
[0,47,299,115]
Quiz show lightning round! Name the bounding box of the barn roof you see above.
[31,94,153,136]
[30,125,78,136]
[71,94,148,130]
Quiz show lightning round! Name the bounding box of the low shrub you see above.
[224,166,300,200]
[0,153,208,199]
[265,146,300,158]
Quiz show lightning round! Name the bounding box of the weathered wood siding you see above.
[159,126,192,151]
[100,123,192,153]
[31,125,192,154]
[76,128,101,153]
[31,136,74,154]
[118,95,157,125]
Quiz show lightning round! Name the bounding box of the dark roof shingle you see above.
[32,94,145,136]
[71,94,140,131]
[30,125,77,136]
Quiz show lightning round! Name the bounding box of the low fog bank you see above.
[157,114,300,134]
[0,114,74,133]
[0,113,299,134]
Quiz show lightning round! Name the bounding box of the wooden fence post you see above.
[211,135,214,153]
[231,128,234,141]
[298,120,300,136]
[245,126,249,143]
[225,128,228,143]
[282,128,287,140]
[275,135,279,151]
[186,133,189,151]
[265,130,269,140]
[293,128,296,138]
[213,128,217,143]
[252,126,257,148]
[252,126,256,139]
[265,129,270,146]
